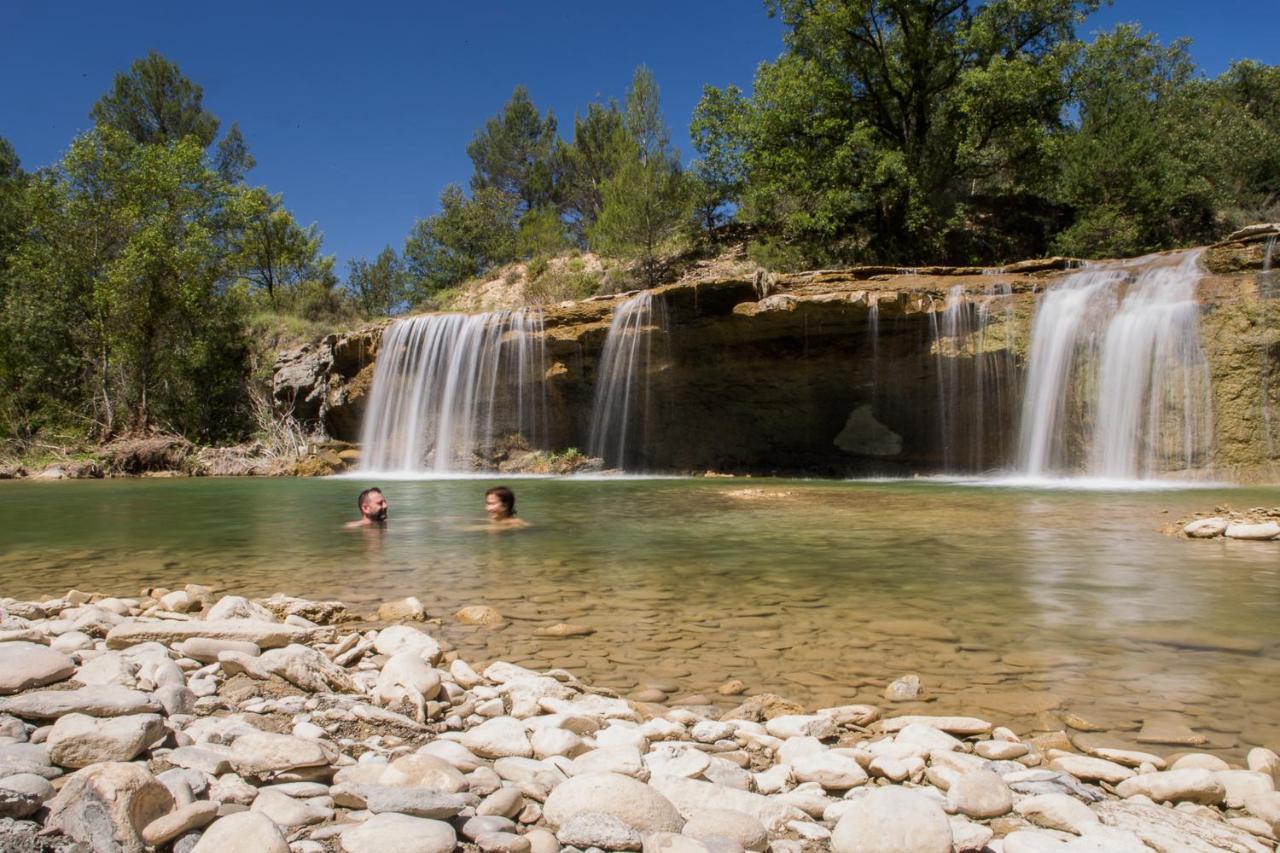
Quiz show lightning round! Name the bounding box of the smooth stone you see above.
[0,643,76,695]
[463,814,517,839]
[1086,747,1166,769]
[647,773,805,834]
[373,625,443,663]
[948,815,994,852]
[763,715,836,740]
[0,774,46,818]
[645,747,711,779]
[257,643,358,693]
[1249,748,1280,783]
[191,811,290,853]
[477,830,533,853]
[1048,755,1134,784]
[46,712,165,768]
[1171,753,1231,772]
[946,769,1013,818]
[544,772,684,833]
[557,811,644,851]
[571,746,646,778]
[884,675,921,702]
[681,808,768,852]
[1225,521,1280,540]
[525,827,560,853]
[168,745,234,775]
[379,753,468,793]
[1217,771,1276,809]
[1183,518,1228,537]
[1013,793,1099,833]
[975,740,1029,760]
[46,761,174,853]
[463,716,533,759]
[339,812,457,853]
[1115,768,1226,805]
[644,832,714,853]
[791,751,868,790]
[251,788,328,827]
[0,685,161,720]
[378,597,426,621]
[477,786,525,818]
[142,800,219,845]
[418,740,486,772]
[455,605,505,627]
[229,731,330,777]
[175,637,261,663]
[880,715,991,735]
[831,786,953,853]
[105,619,312,650]
[361,785,467,819]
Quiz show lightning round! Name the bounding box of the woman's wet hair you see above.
[485,485,516,515]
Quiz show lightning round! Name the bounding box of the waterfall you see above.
[1016,252,1213,479]
[359,309,548,474]
[930,284,1018,471]
[587,293,669,470]
[1261,237,1277,453]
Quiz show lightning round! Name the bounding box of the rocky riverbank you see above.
[1173,507,1280,541]
[0,589,1278,852]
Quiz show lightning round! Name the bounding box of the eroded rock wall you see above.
[274,244,1280,481]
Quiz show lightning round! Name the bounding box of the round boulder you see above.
[832,786,953,853]
[544,772,684,834]
[340,812,457,853]
[191,811,289,853]
[682,809,768,851]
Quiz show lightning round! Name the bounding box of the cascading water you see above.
[929,284,1019,472]
[1261,237,1277,454]
[587,293,670,470]
[359,309,548,474]
[1016,252,1213,480]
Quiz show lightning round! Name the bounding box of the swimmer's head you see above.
[358,487,388,522]
[484,485,515,520]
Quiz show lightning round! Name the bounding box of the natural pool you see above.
[2,476,1279,761]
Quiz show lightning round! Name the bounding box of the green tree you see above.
[230,188,326,303]
[555,101,629,240]
[1052,25,1215,256]
[689,84,749,231]
[346,246,407,316]
[2,128,248,439]
[467,86,559,215]
[215,122,256,183]
[402,185,518,295]
[517,205,568,260]
[708,0,1097,266]
[589,68,691,286]
[90,51,221,147]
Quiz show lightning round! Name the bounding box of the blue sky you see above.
[2,1,1276,273]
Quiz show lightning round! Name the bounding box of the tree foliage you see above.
[347,247,408,316]
[2,128,248,439]
[589,68,691,286]
[556,102,629,239]
[467,87,558,215]
[90,51,221,148]
[402,185,519,297]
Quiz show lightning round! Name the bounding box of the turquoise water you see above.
[2,476,1278,758]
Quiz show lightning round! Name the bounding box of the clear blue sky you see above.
[2,1,1275,273]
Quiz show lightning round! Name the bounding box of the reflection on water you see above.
[2,477,1279,759]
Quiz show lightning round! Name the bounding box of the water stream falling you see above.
[587,293,670,470]
[1016,252,1213,479]
[1261,236,1277,454]
[929,284,1019,471]
[359,310,548,473]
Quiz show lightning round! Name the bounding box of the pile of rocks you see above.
[1180,508,1280,541]
[0,587,1277,852]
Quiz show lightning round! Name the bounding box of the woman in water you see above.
[484,485,530,529]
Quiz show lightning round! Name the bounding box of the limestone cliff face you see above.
[274,235,1280,481]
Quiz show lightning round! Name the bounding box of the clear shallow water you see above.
[2,477,1279,760]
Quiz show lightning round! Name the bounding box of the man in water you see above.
[484,485,529,529]
[347,487,388,528]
